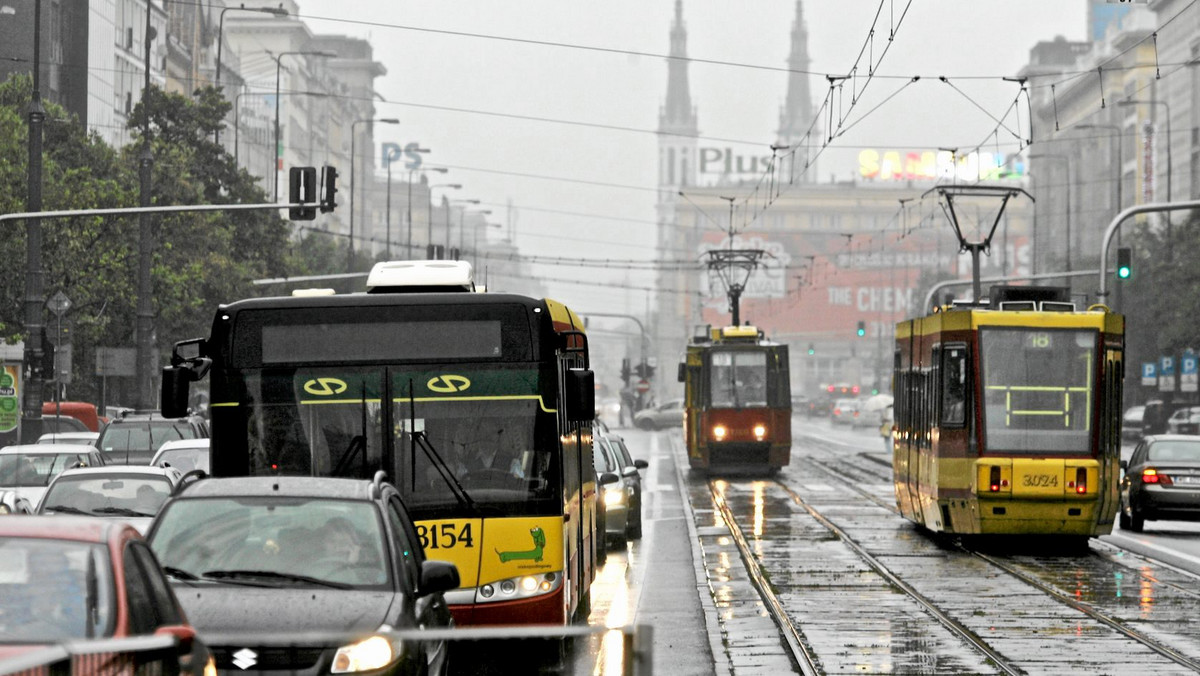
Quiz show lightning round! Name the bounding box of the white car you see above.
[633,398,685,431]
[150,438,211,474]
[37,465,183,534]
[36,432,100,446]
[0,444,107,513]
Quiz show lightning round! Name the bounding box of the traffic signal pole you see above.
[1097,200,1200,303]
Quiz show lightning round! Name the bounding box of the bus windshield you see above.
[238,366,560,518]
[979,327,1097,454]
[709,350,767,408]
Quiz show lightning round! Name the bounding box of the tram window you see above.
[941,345,967,427]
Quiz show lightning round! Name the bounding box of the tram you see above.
[892,285,1124,537]
[679,325,792,474]
[161,260,600,626]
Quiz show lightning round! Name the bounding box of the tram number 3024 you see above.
[1021,474,1059,488]
[417,523,476,549]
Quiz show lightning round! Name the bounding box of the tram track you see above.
[795,452,1200,673]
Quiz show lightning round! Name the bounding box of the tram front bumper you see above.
[975,499,1106,536]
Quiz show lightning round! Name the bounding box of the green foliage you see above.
[1119,215,1200,374]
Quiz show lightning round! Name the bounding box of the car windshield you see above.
[0,454,91,488]
[99,423,198,454]
[1147,440,1200,462]
[151,497,390,590]
[155,448,210,474]
[41,474,173,518]
[593,439,616,474]
[0,539,113,642]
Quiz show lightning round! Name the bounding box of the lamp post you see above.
[473,222,503,270]
[459,208,492,255]
[408,167,447,257]
[446,199,480,250]
[272,50,335,201]
[1118,99,1172,244]
[214,4,286,144]
[21,0,46,441]
[426,183,461,257]
[350,117,399,266]
[386,146,429,259]
[1029,153,1072,273]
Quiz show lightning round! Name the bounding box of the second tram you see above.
[892,286,1124,537]
[679,325,791,474]
[162,260,600,626]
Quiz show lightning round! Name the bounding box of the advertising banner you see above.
[0,364,20,447]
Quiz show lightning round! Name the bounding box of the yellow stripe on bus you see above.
[216,395,558,413]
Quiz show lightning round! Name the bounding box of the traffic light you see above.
[620,358,631,387]
[807,343,815,355]
[1116,247,1132,280]
[645,363,655,379]
[288,166,317,221]
[856,321,866,337]
[319,165,338,213]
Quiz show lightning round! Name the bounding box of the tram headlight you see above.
[331,635,397,673]
[712,425,728,441]
[753,424,767,441]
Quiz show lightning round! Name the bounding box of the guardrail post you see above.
[628,624,652,676]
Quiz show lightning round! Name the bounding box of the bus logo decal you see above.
[303,377,348,396]
[496,527,545,563]
[427,375,471,393]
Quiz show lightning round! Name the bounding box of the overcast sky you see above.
[292,0,1090,316]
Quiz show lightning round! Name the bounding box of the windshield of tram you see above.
[709,350,768,408]
[237,367,560,519]
[979,327,1097,454]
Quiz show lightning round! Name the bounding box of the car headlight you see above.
[0,504,10,515]
[203,656,218,676]
[604,486,626,507]
[331,635,398,673]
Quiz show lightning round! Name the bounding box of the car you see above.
[39,415,90,434]
[0,444,107,513]
[1166,406,1200,436]
[596,396,622,430]
[1122,405,1146,441]
[150,439,211,474]
[146,473,460,675]
[831,398,862,426]
[595,432,648,543]
[633,398,685,431]
[36,431,100,446]
[0,516,212,674]
[1119,435,1200,532]
[1139,400,1191,437]
[41,401,103,432]
[37,465,183,534]
[95,410,209,465]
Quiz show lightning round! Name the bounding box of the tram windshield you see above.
[979,328,1097,453]
[710,350,768,408]
[237,367,560,518]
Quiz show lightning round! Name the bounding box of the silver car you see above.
[633,398,685,431]
[38,465,183,534]
[0,444,107,514]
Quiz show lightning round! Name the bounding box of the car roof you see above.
[155,439,210,452]
[1142,434,1200,443]
[0,515,127,542]
[0,444,101,455]
[177,476,377,500]
[55,465,181,480]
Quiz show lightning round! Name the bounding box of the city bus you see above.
[161,260,600,626]
[892,285,1124,540]
[679,325,791,474]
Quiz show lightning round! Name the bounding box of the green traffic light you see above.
[856,328,865,337]
[1117,266,1131,279]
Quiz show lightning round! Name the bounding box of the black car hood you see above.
[176,586,396,635]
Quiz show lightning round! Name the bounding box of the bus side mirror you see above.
[161,366,191,419]
[677,363,686,383]
[565,369,595,422]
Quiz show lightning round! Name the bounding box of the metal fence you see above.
[0,635,181,676]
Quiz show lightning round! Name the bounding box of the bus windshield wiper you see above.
[405,379,477,513]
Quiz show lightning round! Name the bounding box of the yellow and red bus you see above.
[892,286,1124,539]
[162,260,600,626]
[680,325,791,474]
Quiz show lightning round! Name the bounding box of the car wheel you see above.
[1129,504,1145,533]
[627,502,642,541]
[1118,502,1131,530]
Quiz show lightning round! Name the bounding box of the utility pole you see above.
[135,0,156,410]
[21,0,46,443]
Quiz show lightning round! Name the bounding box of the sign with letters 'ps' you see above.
[1141,362,1157,387]
[1160,356,1176,392]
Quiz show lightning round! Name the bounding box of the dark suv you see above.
[146,473,459,675]
[95,410,208,465]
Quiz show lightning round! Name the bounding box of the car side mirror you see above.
[419,560,460,597]
[154,624,196,652]
[633,459,649,470]
[600,472,620,486]
[1119,459,1128,471]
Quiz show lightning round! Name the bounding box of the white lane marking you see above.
[1109,532,1200,569]
[802,484,833,492]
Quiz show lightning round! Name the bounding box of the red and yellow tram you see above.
[680,325,791,474]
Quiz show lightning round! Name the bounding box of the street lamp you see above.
[446,199,480,250]
[473,222,503,270]
[214,4,287,144]
[459,208,492,254]
[408,167,447,256]
[272,49,335,201]
[1029,153,1072,273]
[427,183,461,257]
[350,117,399,265]
[386,146,429,259]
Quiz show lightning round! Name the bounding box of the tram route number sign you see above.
[1141,362,1157,387]
[1182,354,1198,393]
[1160,356,1176,393]
[636,379,650,394]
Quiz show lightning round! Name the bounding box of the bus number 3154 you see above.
[416,523,476,549]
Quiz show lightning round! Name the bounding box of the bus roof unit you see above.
[366,260,475,294]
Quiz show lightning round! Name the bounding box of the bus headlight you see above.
[753,424,767,440]
[331,635,397,673]
[476,571,562,603]
[712,425,727,441]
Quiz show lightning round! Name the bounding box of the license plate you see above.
[1175,476,1200,485]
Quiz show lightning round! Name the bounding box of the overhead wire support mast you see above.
[921,184,1033,305]
[705,194,765,327]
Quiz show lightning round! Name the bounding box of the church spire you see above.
[660,0,697,133]
[777,0,816,179]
